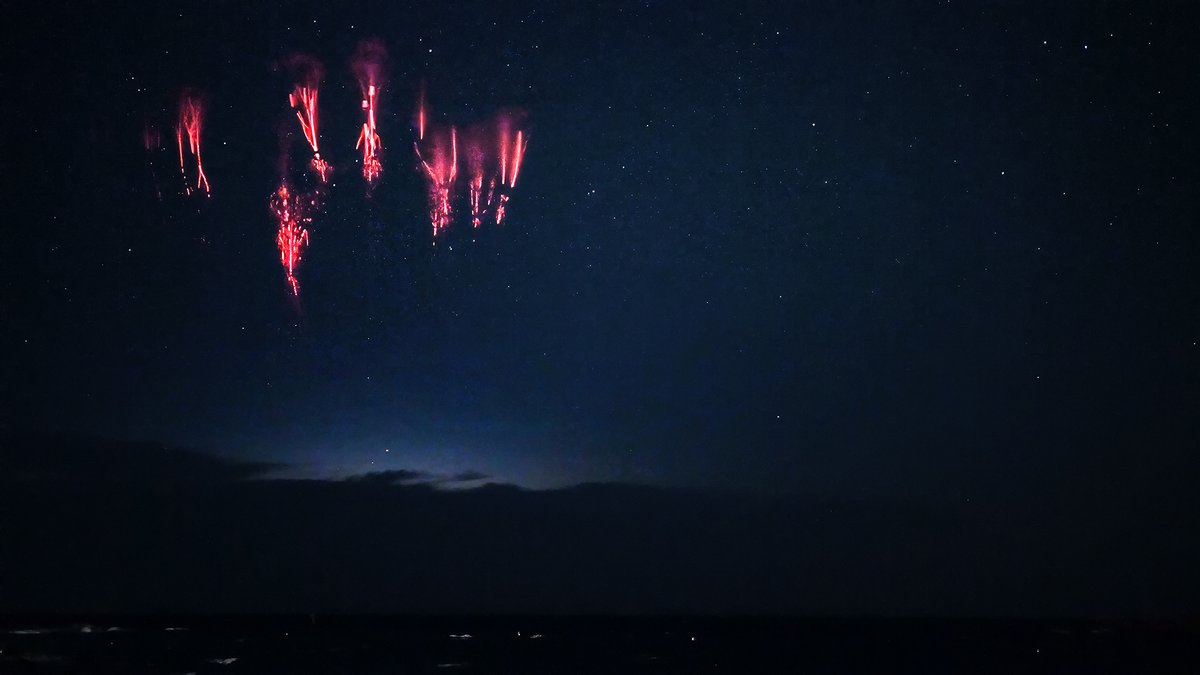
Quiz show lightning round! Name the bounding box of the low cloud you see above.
[343,469,430,485]
[340,468,492,487]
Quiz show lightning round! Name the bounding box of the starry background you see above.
[2,1,1198,614]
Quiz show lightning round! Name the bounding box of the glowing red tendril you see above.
[466,135,487,229]
[176,94,211,196]
[496,127,528,225]
[356,83,382,186]
[417,84,426,141]
[271,184,313,295]
[415,126,457,238]
[290,86,330,182]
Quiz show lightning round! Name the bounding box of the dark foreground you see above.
[2,616,1197,674]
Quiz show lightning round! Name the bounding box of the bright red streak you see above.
[469,174,483,228]
[352,41,387,188]
[176,95,211,196]
[290,86,330,182]
[356,83,382,185]
[466,135,485,228]
[498,126,508,187]
[414,127,458,238]
[271,184,313,296]
[485,178,497,211]
[494,196,507,226]
[496,127,528,224]
[417,84,426,141]
[509,130,527,186]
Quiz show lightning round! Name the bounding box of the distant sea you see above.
[2,616,1197,673]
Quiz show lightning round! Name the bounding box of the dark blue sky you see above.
[6,0,1197,503]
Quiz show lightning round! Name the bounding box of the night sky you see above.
[3,1,1198,615]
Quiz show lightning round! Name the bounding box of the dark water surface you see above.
[2,616,1197,673]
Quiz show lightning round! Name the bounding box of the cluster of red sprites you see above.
[417,95,529,238]
[154,40,530,297]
